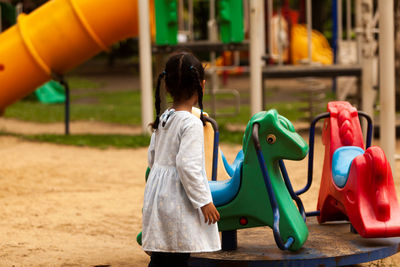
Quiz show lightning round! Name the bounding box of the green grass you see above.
[0,128,242,148]
[71,90,142,124]
[5,102,66,122]
[266,101,310,122]
[212,101,309,126]
[0,131,150,149]
[5,90,142,124]
[219,127,245,145]
[2,75,323,147]
[68,76,103,90]
[5,73,312,126]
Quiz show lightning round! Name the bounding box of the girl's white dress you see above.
[142,109,221,253]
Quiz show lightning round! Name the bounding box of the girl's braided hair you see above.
[152,52,205,130]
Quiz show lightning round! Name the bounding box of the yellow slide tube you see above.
[0,0,145,110]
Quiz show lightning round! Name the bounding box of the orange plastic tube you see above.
[0,0,142,110]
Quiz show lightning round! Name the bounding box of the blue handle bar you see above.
[279,160,306,222]
[296,111,373,196]
[252,123,294,250]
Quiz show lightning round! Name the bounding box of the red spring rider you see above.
[317,101,400,237]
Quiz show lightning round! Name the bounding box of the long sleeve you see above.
[148,133,156,168]
[176,120,212,209]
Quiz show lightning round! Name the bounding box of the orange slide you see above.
[0,0,153,111]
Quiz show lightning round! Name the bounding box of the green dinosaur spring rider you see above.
[138,109,309,251]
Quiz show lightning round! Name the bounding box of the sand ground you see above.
[1,120,400,266]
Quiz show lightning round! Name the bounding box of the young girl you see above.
[142,52,221,267]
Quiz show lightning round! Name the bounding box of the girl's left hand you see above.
[201,202,220,225]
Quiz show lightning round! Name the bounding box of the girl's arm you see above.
[176,120,213,210]
[148,133,156,168]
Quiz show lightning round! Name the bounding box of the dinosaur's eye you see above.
[266,134,276,144]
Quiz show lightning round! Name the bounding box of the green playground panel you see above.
[35,80,66,104]
[154,0,244,45]
[218,0,244,43]
[216,111,308,251]
[155,0,178,45]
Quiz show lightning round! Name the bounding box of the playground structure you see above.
[151,0,245,118]
[34,80,66,104]
[187,101,400,265]
[148,0,396,171]
[137,101,400,261]
[0,0,142,111]
[314,102,400,238]
[208,109,309,251]
[0,2,65,104]
[258,0,396,170]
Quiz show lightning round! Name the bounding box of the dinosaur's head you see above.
[243,110,308,162]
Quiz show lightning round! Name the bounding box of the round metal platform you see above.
[189,217,400,267]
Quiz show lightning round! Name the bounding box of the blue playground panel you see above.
[209,162,242,207]
[332,146,364,188]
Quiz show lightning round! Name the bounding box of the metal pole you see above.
[346,0,352,41]
[250,0,263,114]
[208,0,219,117]
[379,0,396,171]
[178,0,184,32]
[278,6,283,65]
[337,0,343,62]
[357,0,375,134]
[188,0,194,41]
[267,0,273,59]
[209,0,217,41]
[63,78,70,135]
[355,0,362,63]
[138,0,154,133]
[53,74,70,135]
[306,0,312,63]
[16,3,23,16]
[260,0,266,64]
[333,0,338,63]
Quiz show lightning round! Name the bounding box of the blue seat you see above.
[332,146,364,188]
[221,150,244,177]
[209,161,243,207]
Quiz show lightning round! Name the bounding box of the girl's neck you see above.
[172,95,197,112]
[171,102,192,112]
